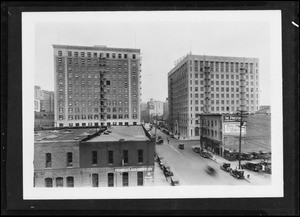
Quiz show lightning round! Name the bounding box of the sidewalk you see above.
[153,159,170,186]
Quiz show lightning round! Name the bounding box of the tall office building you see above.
[53,45,141,127]
[168,54,260,139]
[34,86,42,112]
[40,90,54,113]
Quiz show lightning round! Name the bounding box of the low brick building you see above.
[34,125,155,187]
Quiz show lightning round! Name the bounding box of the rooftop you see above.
[52,44,140,52]
[86,125,150,142]
[34,128,101,142]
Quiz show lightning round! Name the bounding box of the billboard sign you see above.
[223,122,246,135]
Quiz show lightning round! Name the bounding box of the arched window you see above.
[45,178,53,187]
[66,176,74,187]
[56,177,63,187]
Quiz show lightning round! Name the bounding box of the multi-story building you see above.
[147,98,164,123]
[34,111,55,130]
[34,86,42,112]
[163,97,169,123]
[168,54,260,139]
[34,125,155,187]
[53,44,142,128]
[40,90,54,113]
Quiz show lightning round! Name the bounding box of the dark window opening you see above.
[137,172,143,186]
[108,150,113,164]
[92,151,97,165]
[67,176,74,187]
[45,178,53,187]
[45,153,51,168]
[108,173,114,187]
[138,150,143,163]
[123,172,129,186]
[92,173,99,187]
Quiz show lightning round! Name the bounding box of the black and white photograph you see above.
[21,10,284,200]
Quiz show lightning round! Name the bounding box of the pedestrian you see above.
[167,138,169,144]
[247,174,250,179]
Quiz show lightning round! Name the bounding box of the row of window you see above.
[190,73,258,79]
[44,172,143,187]
[191,93,258,99]
[59,121,138,127]
[189,87,258,93]
[59,114,138,120]
[58,50,136,59]
[191,60,257,73]
[45,150,143,168]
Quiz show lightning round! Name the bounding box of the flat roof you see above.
[52,44,140,53]
[34,128,100,142]
[86,125,150,142]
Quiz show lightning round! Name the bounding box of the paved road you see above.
[152,128,270,186]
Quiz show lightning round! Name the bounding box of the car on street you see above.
[192,146,201,153]
[205,165,217,176]
[170,176,180,186]
[200,150,213,158]
[178,143,184,149]
[220,162,232,172]
[230,169,245,179]
[241,162,262,172]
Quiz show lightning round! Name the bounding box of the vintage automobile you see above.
[170,176,180,186]
[220,162,232,172]
[200,150,213,158]
[192,146,201,153]
[250,151,261,159]
[241,162,262,172]
[162,164,174,177]
[230,169,245,179]
[178,143,185,149]
[205,166,216,176]
[169,133,175,138]
[259,161,272,174]
[237,153,253,161]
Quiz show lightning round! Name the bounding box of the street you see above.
[152,127,271,186]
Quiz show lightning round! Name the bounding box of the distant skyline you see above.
[34,11,277,105]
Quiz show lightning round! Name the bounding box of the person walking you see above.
[167,138,169,144]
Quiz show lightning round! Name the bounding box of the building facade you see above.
[40,90,54,113]
[168,54,260,139]
[34,86,42,112]
[34,125,155,187]
[53,45,142,127]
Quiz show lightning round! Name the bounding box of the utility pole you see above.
[238,110,244,169]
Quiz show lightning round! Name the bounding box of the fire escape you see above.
[203,60,211,114]
[99,55,107,125]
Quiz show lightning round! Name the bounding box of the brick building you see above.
[53,45,141,128]
[34,125,155,187]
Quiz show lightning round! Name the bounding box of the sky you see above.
[34,11,277,105]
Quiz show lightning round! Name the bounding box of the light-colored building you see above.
[34,86,42,112]
[147,98,164,122]
[53,44,142,127]
[168,53,260,139]
[40,90,54,113]
[163,97,169,123]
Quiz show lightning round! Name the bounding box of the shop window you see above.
[122,172,129,186]
[137,172,143,186]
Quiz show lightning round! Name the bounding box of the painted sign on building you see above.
[223,122,246,135]
[114,167,153,173]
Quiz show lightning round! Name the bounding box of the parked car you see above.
[178,143,184,149]
[241,162,262,172]
[192,146,201,153]
[220,162,232,172]
[237,153,253,161]
[162,164,173,177]
[250,151,261,159]
[200,150,213,158]
[230,169,245,179]
[259,161,272,174]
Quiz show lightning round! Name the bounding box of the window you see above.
[45,153,51,168]
[58,50,62,56]
[137,172,143,186]
[123,172,129,186]
[56,177,63,187]
[67,152,73,167]
[132,54,136,59]
[108,150,113,164]
[123,150,128,164]
[81,52,85,57]
[45,178,53,187]
[108,173,114,187]
[66,176,74,187]
[92,173,99,187]
[138,150,143,163]
[92,151,97,165]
